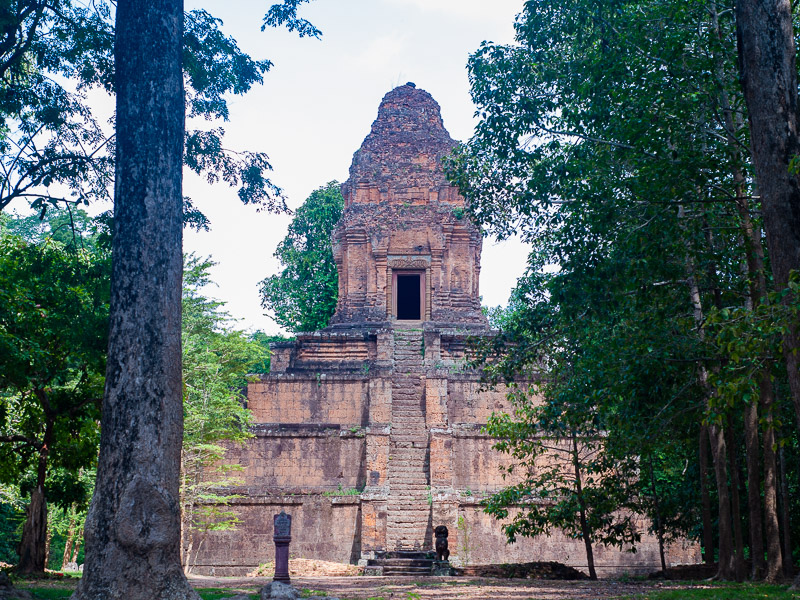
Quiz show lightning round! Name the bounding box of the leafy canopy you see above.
[0,0,319,220]
[260,181,343,332]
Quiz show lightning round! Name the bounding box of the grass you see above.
[196,588,258,600]
[619,582,800,600]
[12,583,257,600]
[18,590,73,599]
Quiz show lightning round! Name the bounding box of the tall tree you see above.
[179,255,263,572]
[0,227,108,574]
[260,181,343,332]
[736,0,800,445]
[447,0,793,580]
[73,1,319,596]
[71,0,191,596]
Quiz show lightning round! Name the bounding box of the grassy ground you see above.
[618,582,799,600]
[9,575,800,600]
[10,585,258,600]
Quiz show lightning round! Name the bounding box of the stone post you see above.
[273,511,292,584]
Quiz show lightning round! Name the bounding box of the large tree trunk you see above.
[699,425,714,566]
[736,4,800,588]
[17,483,47,574]
[572,435,596,580]
[778,445,794,577]
[707,423,736,580]
[760,377,783,581]
[737,0,800,441]
[17,416,53,574]
[726,421,745,581]
[72,0,195,597]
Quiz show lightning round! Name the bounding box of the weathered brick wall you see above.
[449,433,526,490]
[446,378,519,425]
[450,503,700,575]
[248,376,370,425]
[190,496,361,576]
[223,429,366,492]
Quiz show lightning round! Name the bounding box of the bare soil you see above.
[188,573,710,600]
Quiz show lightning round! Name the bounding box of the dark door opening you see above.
[396,274,421,320]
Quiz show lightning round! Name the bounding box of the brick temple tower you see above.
[192,84,699,576]
[329,83,486,327]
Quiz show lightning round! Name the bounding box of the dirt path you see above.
[188,574,706,600]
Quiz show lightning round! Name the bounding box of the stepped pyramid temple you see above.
[194,84,698,576]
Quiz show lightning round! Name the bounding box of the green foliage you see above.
[704,274,800,417]
[483,383,641,564]
[617,583,800,600]
[180,254,268,571]
[0,0,319,218]
[0,212,108,564]
[448,0,763,570]
[45,468,93,570]
[0,484,25,564]
[260,182,343,332]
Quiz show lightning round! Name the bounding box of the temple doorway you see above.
[393,271,424,320]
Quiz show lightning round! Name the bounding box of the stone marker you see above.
[273,511,292,584]
[260,581,297,600]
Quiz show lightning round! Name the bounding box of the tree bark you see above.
[760,377,783,581]
[737,0,800,441]
[17,484,47,574]
[707,423,736,580]
[699,425,714,566]
[71,530,82,564]
[572,435,596,580]
[725,422,746,581]
[742,399,765,579]
[62,513,75,571]
[17,415,53,574]
[778,445,794,577]
[680,205,735,580]
[72,0,195,597]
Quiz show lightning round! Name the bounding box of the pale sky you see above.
[181,0,531,334]
[14,0,532,335]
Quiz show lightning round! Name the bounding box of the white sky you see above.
[14,0,533,335]
[181,0,532,334]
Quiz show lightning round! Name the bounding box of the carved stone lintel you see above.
[388,257,430,269]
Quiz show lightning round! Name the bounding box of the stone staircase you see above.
[387,327,432,551]
[366,550,435,576]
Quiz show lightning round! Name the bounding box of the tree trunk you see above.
[714,5,773,572]
[572,435,596,580]
[679,208,735,580]
[742,399,765,579]
[737,0,800,441]
[17,484,47,574]
[707,423,736,580]
[71,530,82,564]
[649,462,668,575]
[725,420,746,581]
[760,377,783,581]
[731,175,781,580]
[17,416,52,575]
[699,425,714,566]
[778,445,794,577]
[72,0,195,597]
[62,513,75,571]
